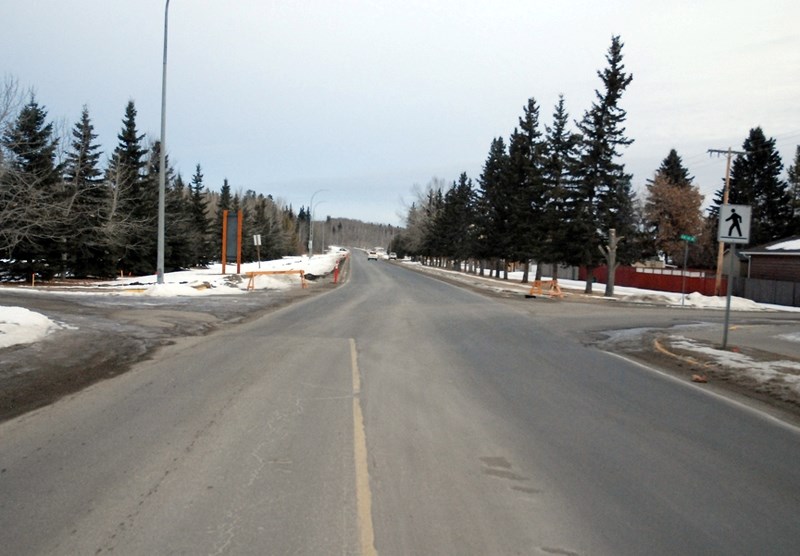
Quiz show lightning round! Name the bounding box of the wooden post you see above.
[714,148,733,296]
[236,209,243,274]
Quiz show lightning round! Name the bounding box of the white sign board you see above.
[253,234,262,246]
[718,204,751,244]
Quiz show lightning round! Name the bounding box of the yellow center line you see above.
[350,338,377,556]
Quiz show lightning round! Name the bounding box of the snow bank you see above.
[669,335,800,395]
[0,306,59,348]
[103,251,346,296]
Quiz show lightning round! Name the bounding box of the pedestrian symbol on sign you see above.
[725,208,743,237]
[717,204,751,244]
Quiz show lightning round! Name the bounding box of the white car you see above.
[367,250,378,260]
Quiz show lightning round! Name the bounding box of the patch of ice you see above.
[777,332,800,344]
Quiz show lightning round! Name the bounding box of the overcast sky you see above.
[3,1,799,226]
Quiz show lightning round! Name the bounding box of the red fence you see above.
[579,266,725,296]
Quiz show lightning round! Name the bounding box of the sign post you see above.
[254,234,262,268]
[679,234,696,307]
[717,205,752,349]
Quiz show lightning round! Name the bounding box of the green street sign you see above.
[680,234,696,243]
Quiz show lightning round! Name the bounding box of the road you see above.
[1,255,799,555]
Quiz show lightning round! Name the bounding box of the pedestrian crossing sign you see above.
[718,204,751,244]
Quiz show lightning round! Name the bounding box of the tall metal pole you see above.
[722,244,736,349]
[157,0,170,284]
[307,189,328,256]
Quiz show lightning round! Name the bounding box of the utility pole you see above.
[708,147,745,296]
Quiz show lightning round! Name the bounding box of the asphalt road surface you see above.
[2,256,799,555]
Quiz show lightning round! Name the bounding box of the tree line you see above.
[391,36,800,292]
[0,78,312,280]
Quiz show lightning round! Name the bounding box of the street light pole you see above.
[308,189,328,256]
[156,0,170,284]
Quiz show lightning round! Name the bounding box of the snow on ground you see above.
[0,249,347,348]
[401,261,800,313]
[669,335,800,396]
[0,306,60,349]
[112,250,346,296]
[778,332,800,343]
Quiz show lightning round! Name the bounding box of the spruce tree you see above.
[506,97,546,282]
[573,35,635,293]
[476,137,512,277]
[127,140,167,275]
[715,127,793,246]
[215,178,232,260]
[786,146,800,235]
[165,172,196,270]
[63,106,113,277]
[0,96,62,278]
[189,164,211,265]
[107,101,150,275]
[432,173,476,268]
[541,95,580,279]
[655,149,693,188]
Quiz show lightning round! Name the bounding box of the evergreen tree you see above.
[247,192,269,262]
[124,140,167,275]
[540,95,580,279]
[432,173,476,268]
[476,137,512,277]
[63,106,113,277]
[232,192,252,262]
[786,146,800,234]
[189,164,211,265]
[506,97,547,282]
[215,178,232,260]
[0,96,63,278]
[165,172,196,270]
[714,127,793,246]
[654,149,693,188]
[420,188,445,262]
[107,101,150,275]
[573,35,635,292]
[107,101,146,197]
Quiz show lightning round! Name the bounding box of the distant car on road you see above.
[388,252,397,260]
[367,250,378,260]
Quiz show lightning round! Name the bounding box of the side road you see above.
[401,261,800,425]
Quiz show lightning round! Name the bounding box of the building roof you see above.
[740,236,800,256]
